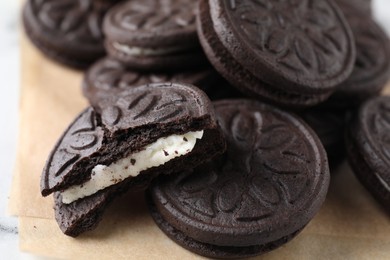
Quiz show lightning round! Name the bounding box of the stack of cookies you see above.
[23,0,390,258]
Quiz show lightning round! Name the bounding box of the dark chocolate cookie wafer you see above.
[83,57,240,106]
[346,96,390,212]
[23,0,112,69]
[301,108,347,168]
[41,83,226,236]
[197,0,356,107]
[148,99,330,258]
[326,4,390,108]
[103,0,207,71]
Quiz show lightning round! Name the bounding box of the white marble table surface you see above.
[1,1,389,259]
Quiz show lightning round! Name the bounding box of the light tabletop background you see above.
[1,1,390,259]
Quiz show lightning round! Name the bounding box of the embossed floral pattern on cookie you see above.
[109,0,197,33]
[222,0,352,81]
[98,84,207,130]
[157,100,328,228]
[364,98,390,165]
[31,0,106,43]
[42,108,104,195]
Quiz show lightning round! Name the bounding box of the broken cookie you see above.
[40,82,226,237]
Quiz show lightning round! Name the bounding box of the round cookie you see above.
[148,99,330,258]
[197,0,356,107]
[326,4,390,108]
[346,96,390,212]
[83,57,240,106]
[23,0,112,69]
[103,0,208,71]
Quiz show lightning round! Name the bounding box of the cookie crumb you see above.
[163,150,169,156]
[131,159,136,165]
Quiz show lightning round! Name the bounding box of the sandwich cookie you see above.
[197,0,356,107]
[23,0,112,69]
[82,57,239,106]
[103,0,208,71]
[41,83,226,236]
[346,96,390,212]
[326,4,390,108]
[148,99,330,258]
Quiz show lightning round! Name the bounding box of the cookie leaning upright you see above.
[22,0,112,69]
[325,2,390,108]
[103,0,208,71]
[40,83,226,237]
[148,100,330,258]
[346,96,390,212]
[197,0,356,107]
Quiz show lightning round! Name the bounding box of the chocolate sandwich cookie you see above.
[325,4,390,108]
[103,0,207,71]
[83,57,240,106]
[148,100,330,258]
[197,0,356,107]
[41,83,226,236]
[346,96,390,212]
[301,108,347,168]
[23,0,112,69]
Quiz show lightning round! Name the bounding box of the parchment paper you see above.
[8,31,390,260]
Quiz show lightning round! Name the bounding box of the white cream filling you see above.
[61,131,204,204]
[112,42,189,56]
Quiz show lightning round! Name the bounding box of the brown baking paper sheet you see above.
[8,31,390,259]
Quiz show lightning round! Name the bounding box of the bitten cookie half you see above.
[40,83,226,237]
